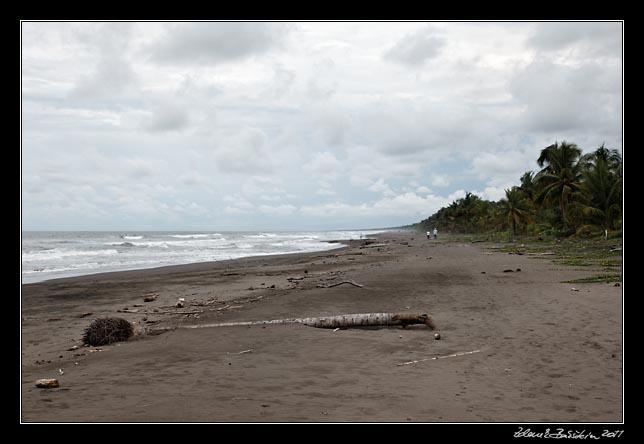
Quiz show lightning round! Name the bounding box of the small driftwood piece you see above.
[151,312,436,332]
[397,349,481,366]
[316,280,364,288]
[35,379,60,388]
[155,310,204,315]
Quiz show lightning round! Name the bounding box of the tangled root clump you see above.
[82,317,134,346]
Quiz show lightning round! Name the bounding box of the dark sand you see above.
[21,231,622,423]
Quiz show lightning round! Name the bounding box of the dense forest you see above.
[413,142,622,239]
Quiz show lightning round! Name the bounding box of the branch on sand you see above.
[316,280,364,288]
[397,349,481,366]
[150,312,437,332]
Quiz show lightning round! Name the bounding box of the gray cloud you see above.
[149,22,292,65]
[143,104,189,132]
[69,57,138,100]
[383,26,446,67]
[527,22,622,58]
[510,60,621,133]
[67,23,139,101]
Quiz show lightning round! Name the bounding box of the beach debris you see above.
[434,333,441,340]
[287,276,305,282]
[59,368,64,375]
[67,345,79,351]
[316,280,364,288]
[78,312,93,318]
[175,298,186,308]
[332,328,340,332]
[571,288,580,292]
[397,349,481,366]
[35,379,59,388]
[503,269,514,273]
[155,310,204,315]
[614,283,621,287]
[82,317,134,346]
[516,268,522,272]
[152,312,437,332]
[237,349,253,354]
[117,308,140,313]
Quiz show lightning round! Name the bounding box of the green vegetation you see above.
[412,142,622,240]
[483,236,622,283]
[564,274,622,284]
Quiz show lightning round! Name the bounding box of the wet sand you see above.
[20,231,623,423]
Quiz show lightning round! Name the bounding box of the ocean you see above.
[21,230,385,284]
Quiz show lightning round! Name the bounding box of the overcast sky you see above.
[21,21,622,231]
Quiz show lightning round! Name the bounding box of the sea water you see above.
[21,230,385,284]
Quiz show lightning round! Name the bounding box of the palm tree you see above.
[579,151,622,231]
[499,187,534,236]
[519,171,537,203]
[579,143,622,174]
[535,141,583,230]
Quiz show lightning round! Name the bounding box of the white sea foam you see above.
[21,229,388,283]
[22,248,119,262]
[169,234,210,239]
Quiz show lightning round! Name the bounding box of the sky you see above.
[21,21,623,231]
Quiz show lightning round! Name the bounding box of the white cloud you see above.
[431,175,450,187]
[302,151,343,179]
[258,204,297,216]
[367,178,394,195]
[301,191,453,221]
[211,127,273,174]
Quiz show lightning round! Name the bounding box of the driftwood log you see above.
[151,312,436,332]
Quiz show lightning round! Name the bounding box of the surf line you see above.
[397,349,481,366]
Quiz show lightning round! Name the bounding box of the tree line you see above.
[413,142,622,238]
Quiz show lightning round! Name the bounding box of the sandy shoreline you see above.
[21,231,623,423]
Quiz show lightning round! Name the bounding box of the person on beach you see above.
[427,231,431,240]
[433,228,438,239]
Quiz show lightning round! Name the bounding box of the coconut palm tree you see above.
[535,141,583,230]
[579,143,622,174]
[499,187,534,236]
[579,152,622,231]
[519,171,537,203]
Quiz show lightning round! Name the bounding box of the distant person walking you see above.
[433,228,438,239]
[426,231,431,240]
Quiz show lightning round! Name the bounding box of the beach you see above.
[20,231,623,423]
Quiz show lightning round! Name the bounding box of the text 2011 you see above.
[602,430,624,439]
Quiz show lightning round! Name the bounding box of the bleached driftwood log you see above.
[151,312,436,332]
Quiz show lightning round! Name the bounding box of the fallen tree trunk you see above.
[150,312,436,332]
